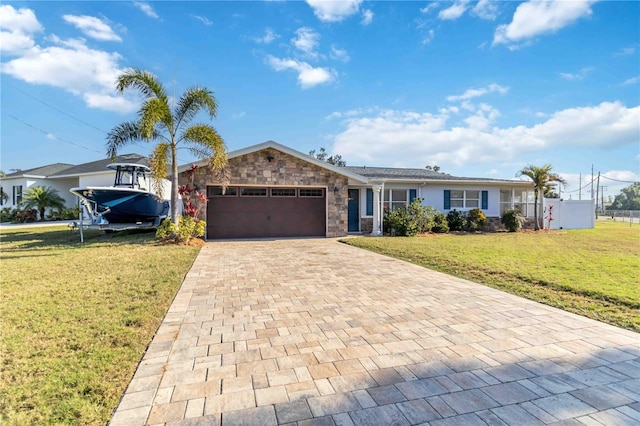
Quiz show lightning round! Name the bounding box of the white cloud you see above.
[0,5,43,55]
[62,15,122,42]
[361,9,373,25]
[305,0,362,22]
[439,1,470,20]
[614,46,635,57]
[471,0,499,20]
[133,2,159,19]
[330,45,350,62]
[191,15,212,26]
[422,29,435,45]
[446,83,508,102]
[292,27,320,58]
[557,66,593,80]
[266,55,335,88]
[420,3,439,14]
[622,76,639,86]
[1,8,137,113]
[329,101,639,168]
[254,27,279,44]
[232,112,246,119]
[494,0,596,48]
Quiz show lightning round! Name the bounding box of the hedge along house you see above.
[180,141,535,239]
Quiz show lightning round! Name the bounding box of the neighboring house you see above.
[1,163,75,209]
[0,154,171,217]
[180,140,535,239]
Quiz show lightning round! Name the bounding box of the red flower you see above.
[197,192,207,203]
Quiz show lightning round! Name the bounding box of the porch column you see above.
[371,185,382,236]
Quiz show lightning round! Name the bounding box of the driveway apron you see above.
[110,238,640,425]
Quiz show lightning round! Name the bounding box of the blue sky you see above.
[1,0,638,200]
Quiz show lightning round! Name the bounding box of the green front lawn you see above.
[343,220,640,332]
[0,227,201,425]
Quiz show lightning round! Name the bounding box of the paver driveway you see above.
[110,238,640,426]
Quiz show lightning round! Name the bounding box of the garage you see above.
[206,186,326,239]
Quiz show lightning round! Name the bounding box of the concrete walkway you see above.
[110,239,640,426]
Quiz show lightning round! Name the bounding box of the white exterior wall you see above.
[544,198,595,230]
[0,177,27,208]
[419,184,501,217]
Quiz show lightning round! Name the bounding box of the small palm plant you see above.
[517,164,567,230]
[21,186,66,221]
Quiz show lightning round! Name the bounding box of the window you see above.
[444,190,488,210]
[208,186,238,197]
[366,188,373,216]
[383,189,418,211]
[299,189,324,197]
[240,187,267,197]
[13,185,22,205]
[271,188,296,197]
[500,190,512,216]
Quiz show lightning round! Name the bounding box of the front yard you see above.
[0,227,200,425]
[343,220,640,332]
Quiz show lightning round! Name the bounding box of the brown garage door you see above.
[206,186,326,239]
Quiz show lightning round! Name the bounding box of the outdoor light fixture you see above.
[333,186,339,195]
[266,155,274,162]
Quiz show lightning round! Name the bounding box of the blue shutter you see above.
[444,190,451,210]
[409,189,417,204]
[481,190,488,210]
[366,188,373,216]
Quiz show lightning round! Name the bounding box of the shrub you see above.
[156,216,206,244]
[446,209,467,231]
[383,198,439,236]
[0,207,18,223]
[15,209,38,223]
[467,208,487,232]
[49,206,81,220]
[501,209,525,232]
[431,213,449,233]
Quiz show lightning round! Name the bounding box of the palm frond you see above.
[174,87,218,130]
[106,121,143,158]
[149,143,170,199]
[116,68,168,102]
[139,98,173,140]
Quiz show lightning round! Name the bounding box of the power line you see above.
[5,113,103,154]
[600,175,639,184]
[11,84,109,134]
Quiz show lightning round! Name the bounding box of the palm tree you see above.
[21,186,66,221]
[517,164,567,230]
[106,68,227,225]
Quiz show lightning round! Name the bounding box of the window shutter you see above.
[481,190,488,210]
[444,190,451,210]
[366,188,373,216]
[409,189,417,204]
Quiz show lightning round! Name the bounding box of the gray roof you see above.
[343,166,529,184]
[4,163,74,178]
[50,154,149,177]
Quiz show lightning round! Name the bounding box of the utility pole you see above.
[596,171,600,219]
[591,164,594,200]
[579,173,582,200]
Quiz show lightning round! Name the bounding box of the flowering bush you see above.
[156,164,208,243]
[466,208,487,232]
[544,205,554,229]
[501,209,525,232]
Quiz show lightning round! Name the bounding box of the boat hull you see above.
[71,187,169,224]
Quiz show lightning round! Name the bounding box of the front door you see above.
[348,189,359,232]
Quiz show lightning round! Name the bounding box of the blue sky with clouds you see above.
[1,0,638,199]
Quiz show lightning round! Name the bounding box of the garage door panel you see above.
[206,188,325,239]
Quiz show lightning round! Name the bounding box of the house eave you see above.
[179,140,369,184]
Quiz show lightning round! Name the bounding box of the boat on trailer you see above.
[70,163,169,231]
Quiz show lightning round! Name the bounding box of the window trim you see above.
[240,187,268,197]
[270,188,297,197]
[299,188,324,198]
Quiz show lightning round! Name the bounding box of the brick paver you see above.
[109,238,640,425]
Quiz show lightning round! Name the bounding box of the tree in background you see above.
[107,68,227,227]
[609,183,640,210]
[517,164,567,231]
[21,186,66,221]
[309,147,346,166]
[425,165,441,172]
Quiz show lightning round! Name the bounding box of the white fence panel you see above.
[544,198,595,230]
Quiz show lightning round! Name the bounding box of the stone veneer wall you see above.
[486,216,537,231]
[360,218,373,234]
[180,148,349,237]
